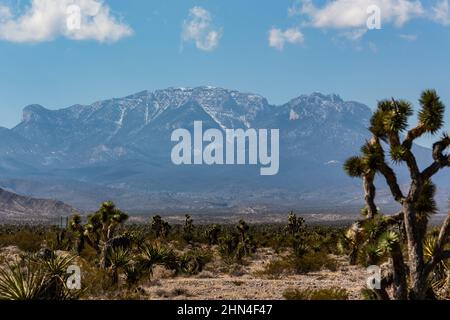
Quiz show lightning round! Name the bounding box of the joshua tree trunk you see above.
[403,195,427,299]
[390,242,408,300]
[363,173,377,218]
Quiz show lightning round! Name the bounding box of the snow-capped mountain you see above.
[0,87,445,214]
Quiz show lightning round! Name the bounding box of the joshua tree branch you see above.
[388,133,421,180]
[421,137,450,180]
[402,125,427,150]
[378,161,405,203]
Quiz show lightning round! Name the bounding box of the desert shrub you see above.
[292,251,337,273]
[283,287,349,300]
[256,258,293,279]
[0,228,48,252]
[178,249,212,275]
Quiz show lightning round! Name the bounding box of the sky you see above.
[0,0,450,147]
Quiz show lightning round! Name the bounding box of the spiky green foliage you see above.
[0,260,48,300]
[107,248,131,285]
[415,180,438,217]
[377,231,400,255]
[361,141,385,170]
[178,249,212,275]
[0,253,77,300]
[419,89,445,134]
[390,145,407,163]
[370,99,413,136]
[386,100,413,133]
[343,156,365,177]
[138,244,178,275]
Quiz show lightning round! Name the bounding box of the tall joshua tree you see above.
[183,214,194,243]
[83,201,129,268]
[344,90,450,299]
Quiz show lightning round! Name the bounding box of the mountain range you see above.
[0,86,449,217]
[0,187,75,223]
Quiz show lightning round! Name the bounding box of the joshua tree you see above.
[151,215,171,239]
[151,215,163,238]
[237,219,250,243]
[344,90,450,299]
[83,201,129,268]
[68,214,85,254]
[286,211,305,236]
[183,214,194,243]
[205,225,221,245]
[235,219,255,260]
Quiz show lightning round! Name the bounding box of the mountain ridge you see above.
[0,187,76,223]
[0,86,447,216]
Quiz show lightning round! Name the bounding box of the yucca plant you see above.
[41,253,77,299]
[423,233,450,297]
[107,248,131,285]
[138,244,178,276]
[0,260,48,300]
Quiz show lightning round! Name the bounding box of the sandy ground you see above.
[142,249,367,300]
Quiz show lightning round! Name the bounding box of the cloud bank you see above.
[271,0,450,47]
[0,0,133,43]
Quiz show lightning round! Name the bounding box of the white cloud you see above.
[0,5,12,21]
[295,0,424,29]
[285,0,450,43]
[182,6,222,51]
[269,27,304,50]
[432,0,450,25]
[0,0,133,43]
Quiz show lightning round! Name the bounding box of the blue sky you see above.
[0,0,449,146]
